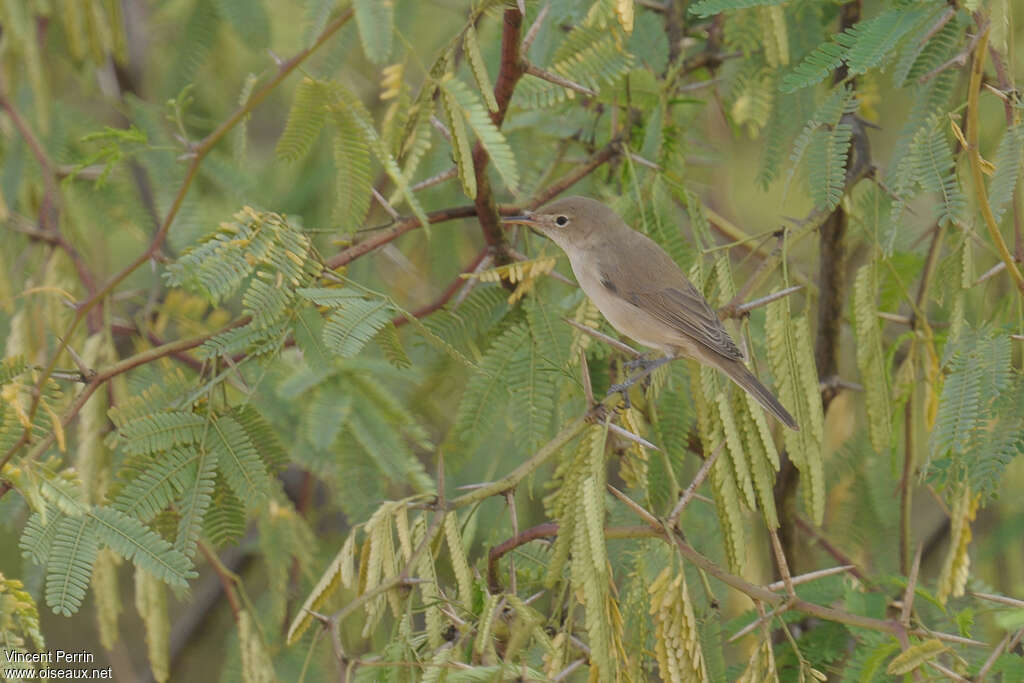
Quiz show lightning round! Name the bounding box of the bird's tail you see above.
[715,357,799,430]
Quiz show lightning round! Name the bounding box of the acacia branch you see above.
[326,138,623,270]
[392,247,489,326]
[0,93,102,332]
[9,9,356,463]
[967,27,1024,293]
[986,44,1023,263]
[611,485,986,647]
[794,516,868,583]
[466,8,528,266]
[0,319,246,476]
[198,541,242,620]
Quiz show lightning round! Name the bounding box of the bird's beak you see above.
[503,211,541,228]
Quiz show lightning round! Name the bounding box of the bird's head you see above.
[503,196,615,251]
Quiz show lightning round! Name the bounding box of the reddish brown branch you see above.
[327,205,479,269]
[528,139,621,207]
[794,516,868,583]
[326,138,623,269]
[471,9,527,265]
[488,522,558,593]
[0,93,102,332]
[393,247,489,326]
[199,541,242,620]
[491,10,526,127]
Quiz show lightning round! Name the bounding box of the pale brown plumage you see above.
[506,196,798,430]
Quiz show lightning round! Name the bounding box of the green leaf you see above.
[765,297,825,523]
[331,88,431,236]
[333,104,373,231]
[886,638,946,675]
[843,7,931,75]
[453,322,530,448]
[213,0,270,46]
[464,24,497,112]
[806,122,852,210]
[208,415,272,506]
[442,86,477,199]
[118,412,206,456]
[323,298,394,357]
[113,448,199,522]
[91,506,195,587]
[45,516,99,616]
[689,0,787,19]
[353,0,393,64]
[441,76,519,194]
[990,124,1022,224]
[277,78,330,162]
[174,447,217,559]
[852,263,893,453]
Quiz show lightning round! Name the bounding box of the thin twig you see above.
[392,247,489,326]
[900,544,923,627]
[926,660,969,682]
[818,375,864,393]
[371,188,400,220]
[667,442,723,528]
[971,591,1024,609]
[723,285,803,319]
[607,423,661,451]
[918,28,985,84]
[977,627,1024,681]
[966,26,1024,293]
[523,62,597,97]
[429,115,452,142]
[0,95,102,331]
[765,565,855,592]
[768,527,796,598]
[562,318,641,357]
[728,599,793,643]
[579,348,594,406]
[607,485,661,528]
[411,166,457,192]
[520,3,548,54]
[553,659,585,682]
[793,516,869,583]
[5,9,357,467]
[198,541,242,620]
[919,6,957,46]
[1,319,247,475]
[450,404,607,509]
[325,139,623,270]
[614,487,989,646]
[972,260,1006,287]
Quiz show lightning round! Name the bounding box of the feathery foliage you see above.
[6,0,1024,678]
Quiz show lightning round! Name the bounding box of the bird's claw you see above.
[606,382,632,410]
[623,355,652,372]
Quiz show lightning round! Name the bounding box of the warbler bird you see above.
[505,196,797,430]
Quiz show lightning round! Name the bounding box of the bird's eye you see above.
[555,215,569,226]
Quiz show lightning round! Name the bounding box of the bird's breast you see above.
[568,253,678,356]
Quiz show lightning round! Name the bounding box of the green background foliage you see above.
[2,0,1024,680]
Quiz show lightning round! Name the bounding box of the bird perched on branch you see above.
[505,196,798,430]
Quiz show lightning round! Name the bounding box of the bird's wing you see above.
[601,235,744,362]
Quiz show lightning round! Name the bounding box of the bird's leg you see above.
[607,355,674,397]
[623,353,654,372]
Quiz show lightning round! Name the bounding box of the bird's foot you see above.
[623,354,654,372]
[609,356,674,396]
[605,381,633,410]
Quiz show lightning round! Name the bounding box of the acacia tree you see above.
[1,0,1023,680]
